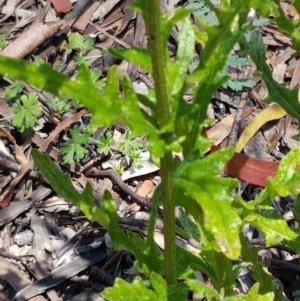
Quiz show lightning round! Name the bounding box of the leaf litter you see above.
[0,0,299,300]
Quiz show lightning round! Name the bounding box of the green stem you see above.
[147,0,176,284]
[160,151,176,284]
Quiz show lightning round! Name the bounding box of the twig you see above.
[85,168,151,209]
[64,0,95,26]
[227,92,248,147]
[264,257,300,273]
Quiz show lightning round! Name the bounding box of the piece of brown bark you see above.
[0,20,67,58]
[51,0,72,13]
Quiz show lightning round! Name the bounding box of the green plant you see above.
[0,0,300,300]
[3,32,104,132]
[68,33,106,104]
[73,54,106,93]
[59,126,144,166]
[59,124,90,164]
[187,0,219,25]
[4,80,24,103]
[47,96,71,114]
[97,129,144,169]
[118,130,143,158]
[222,17,270,91]
[0,27,9,49]
[11,92,42,132]
[67,32,94,53]
[97,131,114,156]
[89,67,106,92]
[189,1,271,92]
[4,80,43,132]
[222,54,256,91]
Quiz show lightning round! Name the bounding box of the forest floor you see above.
[0,0,300,300]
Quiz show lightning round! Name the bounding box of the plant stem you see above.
[159,151,176,284]
[147,0,176,284]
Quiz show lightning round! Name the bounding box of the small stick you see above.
[85,168,152,209]
[227,92,248,147]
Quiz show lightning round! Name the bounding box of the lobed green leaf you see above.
[168,279,219,301]
[68,32,94,52]
[175,178,241,260]
[103,276,162,301]
[186,3,250,150]
[110,47,152,73]
[32,150,98,220]
[224,283,275,301]
[166,18,195,98]
[244,211,300,251]
[12,92,41,132]
[176,146,235,179]
[0,56,100,112]
[267,148,300,197]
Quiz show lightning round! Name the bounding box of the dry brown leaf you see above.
[206,107,254,146]
[72,2,101,33]
[136,179,154,198]
[51,0,72,13]
[224,152,278,187]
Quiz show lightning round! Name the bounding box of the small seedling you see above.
[97,131,114,156]
[59,124,90,163]
[47,97,70,114]
[73,53,91,65]
[67,32,94,53]
[5,81,24,104]
[118,130,143,158]
[97,130,144,169]
[12,92,41,132]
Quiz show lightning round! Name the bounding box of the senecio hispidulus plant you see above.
[1,0,300,300]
